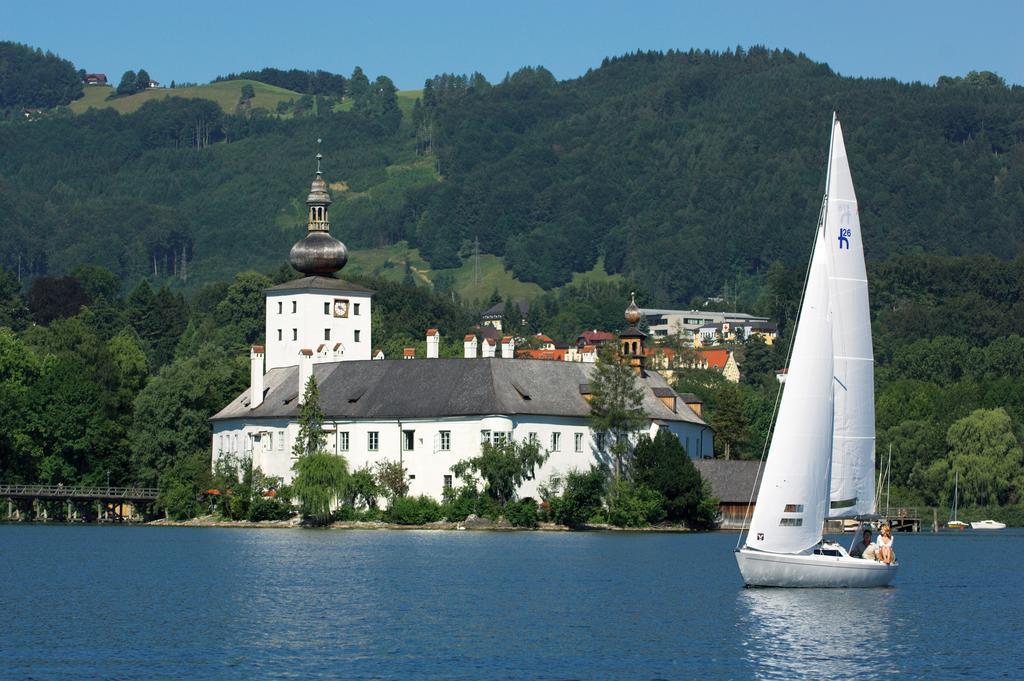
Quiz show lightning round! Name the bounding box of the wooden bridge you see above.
[1,484,160,522]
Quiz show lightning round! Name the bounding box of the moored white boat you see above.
[970,519,1006,530]
[735,114,897,588]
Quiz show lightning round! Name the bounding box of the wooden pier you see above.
[0,484,160,523]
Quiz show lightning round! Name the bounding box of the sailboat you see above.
[735,114,897,588]
[947,471,968,530]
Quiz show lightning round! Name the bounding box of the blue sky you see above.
[5,1,1022,90]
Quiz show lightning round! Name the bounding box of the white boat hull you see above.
[970,520,1006,530]
[735,546,897,588]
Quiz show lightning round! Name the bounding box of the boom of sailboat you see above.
[735,114,898,588]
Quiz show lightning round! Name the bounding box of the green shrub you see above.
[550,468,606,527]
[359,506,384,522]
[248,495,292,521]
[442,484,480,521]
[385,495,444,525]
[503,498,539,528]
[331,504,358,522]
[159,480,199,520]
[608,482,666,527]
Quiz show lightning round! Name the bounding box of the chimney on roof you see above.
[482,337,496,358]
[464,334,478,358]
[297,348,313,405]
[250,346,265,409]
[426,328,439,359]
[404,347,416,360]
[501,335,515,358]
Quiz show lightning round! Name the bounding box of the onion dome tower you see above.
[288,143,348,276]
[620,292,647,375]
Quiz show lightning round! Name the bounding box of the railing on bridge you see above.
[0,485,160,502]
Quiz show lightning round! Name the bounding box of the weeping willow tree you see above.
[291,376,348,525]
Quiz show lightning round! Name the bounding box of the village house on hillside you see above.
[211,158,714,502]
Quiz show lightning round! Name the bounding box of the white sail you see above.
[824,117,876,519]
[746,225,834,554]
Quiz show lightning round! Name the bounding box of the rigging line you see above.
[736,188,829,550]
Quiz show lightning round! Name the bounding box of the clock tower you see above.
[262,147,374,370]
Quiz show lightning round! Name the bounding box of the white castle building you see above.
[211,158,713,500]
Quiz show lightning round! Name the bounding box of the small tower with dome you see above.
[619,292,647,375]
[260,145,375,372]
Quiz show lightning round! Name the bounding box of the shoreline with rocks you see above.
[146,514,698,532]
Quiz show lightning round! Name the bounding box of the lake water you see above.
[1,526,1021,680]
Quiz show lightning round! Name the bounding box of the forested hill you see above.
[416,50,1024,300]
[2,46,1023,306]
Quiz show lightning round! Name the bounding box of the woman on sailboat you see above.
[876,524,895,565]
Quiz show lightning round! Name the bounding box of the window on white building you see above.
[596,433,606,452]
[480,429,491,444]
[354,330,361,343]
[338,431,349,451]
[551,432,561,452]
[324,328,331,341]
[292,329,297,341]
[278,430,284,451]
[575,432,584,452]
[439,431,451,451]
[402,430,415,451]
[277,329,282,341]
[528,432,538,444]
[494,431,508,445]
[324,302,330,315]
[354,303,361,316]
[368,432,379,451]
[444,474,452,489]
[292,301,297,313]
[277,301,283,314]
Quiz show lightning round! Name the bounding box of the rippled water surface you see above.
[2,526,1021,679]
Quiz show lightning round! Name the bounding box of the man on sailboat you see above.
[849,529,877,560]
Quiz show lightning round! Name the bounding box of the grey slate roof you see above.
[693,459,763,503]
[212,358,708,425]
[267,276,375,294]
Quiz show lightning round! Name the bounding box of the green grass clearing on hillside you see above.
[340,242,543,306]
[69,80,300,114]
[568,257,623,287]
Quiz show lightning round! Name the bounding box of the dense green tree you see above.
[943,408,1023,506]
[544,467,606,527]
[27,276,89,324]
[0,268,29,331]
[632,430,717,528]
[129,345,246,485]
[0,41,83,109]
[709,382,750,459]
[292,375,327,458]
[451,438,548,506]
[214,271,271,348]
[116,70,138,96]
[292,452,348,524]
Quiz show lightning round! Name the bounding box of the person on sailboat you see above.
[850,529,877,560]
[876,524,895,565]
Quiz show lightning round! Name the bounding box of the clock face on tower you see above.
[333,298,349,318]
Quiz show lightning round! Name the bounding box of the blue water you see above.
[1,526,1021,680]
